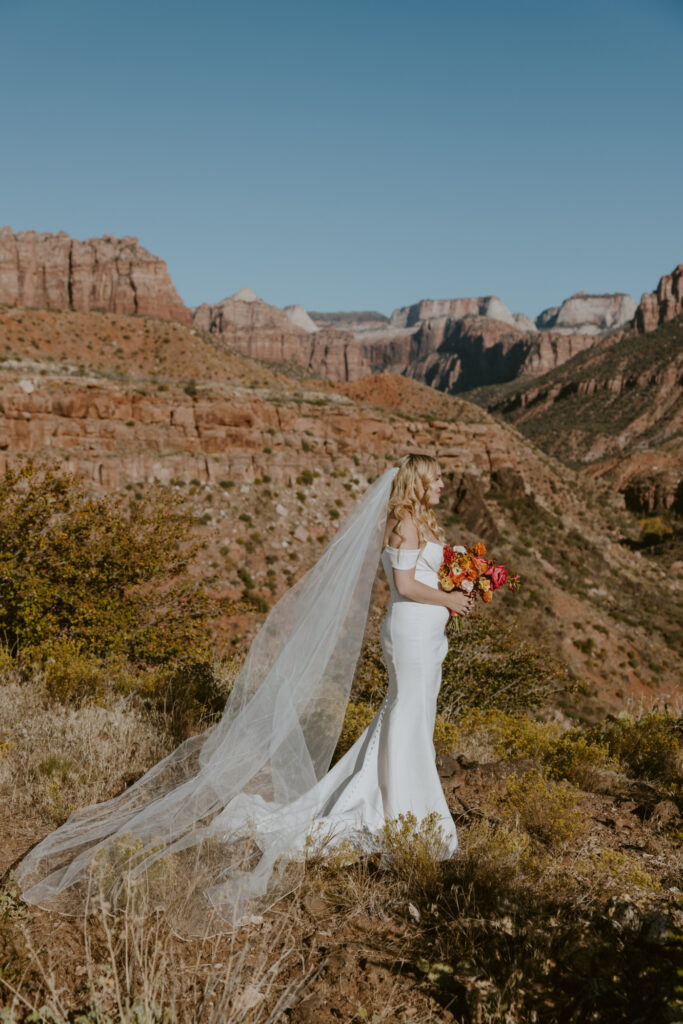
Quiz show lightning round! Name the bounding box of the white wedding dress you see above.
[16,470,458,934]
[282,540,458,851]
[206,540,458,872]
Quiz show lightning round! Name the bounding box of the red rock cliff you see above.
[633,265,683,333]
[0,227,191,325]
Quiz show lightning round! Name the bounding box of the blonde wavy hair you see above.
[386,453,445,548]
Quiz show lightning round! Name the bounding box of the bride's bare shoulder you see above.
[385,513,419,549]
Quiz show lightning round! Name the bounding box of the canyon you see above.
[0,228,641,392]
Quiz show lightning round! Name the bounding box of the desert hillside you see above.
[0,302,680,711]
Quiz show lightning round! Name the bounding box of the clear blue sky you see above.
[2,0,682,318]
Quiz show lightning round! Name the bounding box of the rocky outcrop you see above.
[284,305,319,332]
[633,265,683,333]
[535,292,636,334]
[193,289,372,381]
[390,295,518,329]
[0,227,191,325]
[0,371,534,494]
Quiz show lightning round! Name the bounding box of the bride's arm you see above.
[393,568,473,614]
[388,517,473,615]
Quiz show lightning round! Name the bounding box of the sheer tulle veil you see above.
[16,467,399,934]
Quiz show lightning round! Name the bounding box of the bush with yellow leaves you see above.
[381,811,450,897]
[0,461,212,666]
[490,768,586,847]
[589,711,682,786]
[453,817,547,898]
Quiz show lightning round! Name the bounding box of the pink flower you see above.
[487,564,508,589]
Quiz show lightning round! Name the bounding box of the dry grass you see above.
[0,885,317,1023]
[3,671,683,1023]
[0,678,172,827]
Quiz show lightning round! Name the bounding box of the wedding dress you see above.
[16,468,457,935]
[297,541,458,848]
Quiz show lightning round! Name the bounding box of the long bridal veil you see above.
[16,467,399,935]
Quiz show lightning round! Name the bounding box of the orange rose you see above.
[472,542,486,557]
[438,566,455,591]
[482,590,494,603]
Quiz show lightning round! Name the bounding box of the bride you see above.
[16,453,474,934]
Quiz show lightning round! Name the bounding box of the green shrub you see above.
[433,715,460,755]
[439,615,576,716]
[571,847,661,896]
[19,637,119,704]
[237,566,255,589]
[639,517,673,545]
[491,768,586,847]
[544,730,614,788]
[0,463,212,665]
[381,811,449,897]
[591,711,682,785]
[333,701,376,760]
[453,818,545,897]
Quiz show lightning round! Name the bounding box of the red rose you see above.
[488,564,508,589]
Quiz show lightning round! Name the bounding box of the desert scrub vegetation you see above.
[0,678,172,826]
[585,708,683,787]
[0,462,213,666]
[488,767,587,847]
[0,884,317,1024]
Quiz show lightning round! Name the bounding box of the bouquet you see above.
[438,541,521,630]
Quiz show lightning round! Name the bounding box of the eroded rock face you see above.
[193,290,371,381]
[389,295,517,329]
[0,227,191,325]
[634,265,683,333]
[0,372,533,494]
[404,317,597,394]
[535,292,636,335]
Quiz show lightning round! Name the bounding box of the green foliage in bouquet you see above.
[0,462,212,665]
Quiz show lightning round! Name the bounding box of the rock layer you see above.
[0,227,191,325]
[390,295,519,329]
[193,290,372,380]
[633,265,683,333]
[535,292,636,334]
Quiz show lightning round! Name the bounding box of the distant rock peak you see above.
[230,286,261,303]
[535,292,636,335]
[390,296,517,330]
[283,304,319,333]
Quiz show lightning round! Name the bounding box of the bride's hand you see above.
[444,590,475,616]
